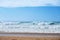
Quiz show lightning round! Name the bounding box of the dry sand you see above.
[0,36,60,40]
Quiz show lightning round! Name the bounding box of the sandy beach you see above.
[0,33,60,40]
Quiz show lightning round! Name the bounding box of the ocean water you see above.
[0,21,60,33]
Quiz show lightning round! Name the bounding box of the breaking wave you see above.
[0,21,60,33]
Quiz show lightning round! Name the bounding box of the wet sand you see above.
[0,33,60,37]
[0,33,60,40]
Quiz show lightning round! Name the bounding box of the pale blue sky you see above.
[0,0,60,7]
[0,6,60,21]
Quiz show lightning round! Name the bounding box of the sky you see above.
[0,0,60,21]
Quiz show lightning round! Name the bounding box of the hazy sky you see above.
[0,0,60,21]
[0,0,60,7]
